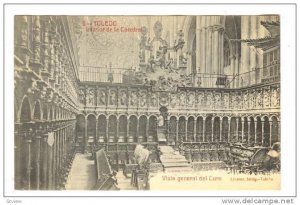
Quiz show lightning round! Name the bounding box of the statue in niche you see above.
[179,92,185,106]
[120,90,127,106]
[98,89,106,105]
[140,92,147,107]
[207,93,213,105]
[88,89,95,106]
[197,93,204,106]
[223,94,229,108]
[150,93,157,107]
[109,90,116,105]
[214,94,220,107]
[150,21,168,68]
[187,93,195,107]
[130,91,137,106]
[256,92,263,108]
[170,93,177,108]
[263,89,271,108]
[78,88,85,105]
[243,92,249,109]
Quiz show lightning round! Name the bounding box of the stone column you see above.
[41,16,51,82]
[211,117,214,142]
[194,119,197,142]
[185,118,188,141]
[126,116,130,141]
[236,118,239,142]
[136,117,139,141]
[31,16,42,75]
[254,120,257,144]
[248,120,251,144]
[261,120,265,146]
[25,133,32,190]
[220,118,223,142]
[95,118,98,143]
[176,119,179,142]
[202,117,206,142]
[228,118,231,142]
[241,118,245,143]
[146,117,149,140]
[15,16,30,68]
[241,16,250,87]
[269,120,273,147]
[35,133,42,190]
[196,16,201,75]
[116,117,119,142]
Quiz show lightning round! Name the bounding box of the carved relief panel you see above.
[109,89,117,106]
[149,92,158,107]
[214,93,221,109]
[86,87,95,106]
[119,89,128,106]
[271,87,280,107]
[97,88,106,106]
[179,91,186,107]
[139,90,147,107]
[263,88,271,108]
[187,92,195,108]
[197,92,205,108]
[170,93,177,108]
[130,90,138,106]
[223,93,229,109]
[78,87,86,105]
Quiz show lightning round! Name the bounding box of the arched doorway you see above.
[129,115,138,142]
[15,96,31,190]
[213,117,220,142]
[222,117,229,142]
[108,115,117,142]
[119,115,127,141]
[76,114,85,151]
[149,116,157,142]
[263,116,270,147]
[271,116,279,145]
[169,116,177,143]
[87,115,96,142]
[98,115,107,142]
[187,116,194,142]
[205,116,212,142]
[196,117,203,142]
[230,117,237,143]
[178,116,186,142]
[256,117,262,146]
[139,115,147,142]
[249,117,255,146]
[30,101,42,190]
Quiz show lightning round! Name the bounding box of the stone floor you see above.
[65,153,136,190]
[65,153,96,190]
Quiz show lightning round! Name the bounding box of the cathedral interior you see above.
[14,15,280,190]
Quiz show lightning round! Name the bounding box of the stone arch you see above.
[19,95,32,123]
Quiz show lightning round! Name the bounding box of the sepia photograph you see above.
[13,14,281,191]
